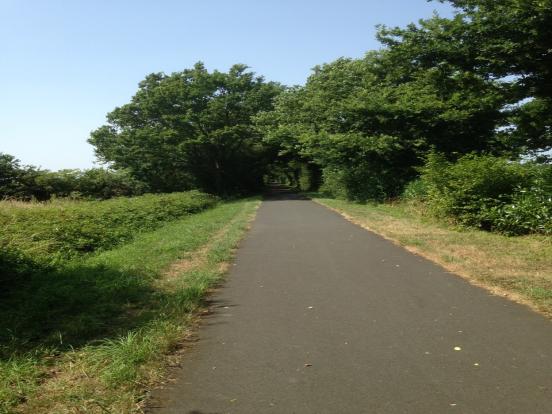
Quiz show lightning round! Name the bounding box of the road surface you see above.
[148,191,552,414]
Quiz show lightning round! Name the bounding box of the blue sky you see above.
[1,0,453,170]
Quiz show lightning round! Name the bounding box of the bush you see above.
[320,166,388,202]
[0,191,218,269]
[481,173,552,235]
[401,178,428,201]
[421,153,531,224]
[33,170,81,199]
[314,133,413,202]
[419,152,552,234]
[319,168,348,199]
[0,153,44,200]
[29,168,148,201]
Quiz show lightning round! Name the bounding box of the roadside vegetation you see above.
[1,0,551,411]
[1,191,217,269]
[410,153,552,236]
[0,196,259,413]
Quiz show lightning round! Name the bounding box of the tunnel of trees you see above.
[88,0,551,199]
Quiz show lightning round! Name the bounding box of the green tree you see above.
[260,49,507,200]
[0,153,23,198]
[437,0,552,99]
[379,0,552,156]
[90,63,282,194]
[0,154,45,200]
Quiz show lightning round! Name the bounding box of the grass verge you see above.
[0,191,217,268]
[312,195,552,318]
[0,198,260,414]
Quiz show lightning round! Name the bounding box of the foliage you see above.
[0,154,43,200]
[420,153,527,221]
[436,0,552,99]
[35,168,148,200]
[0,153,147,201]
[264,159,320,191]
[417,152,552,234]
[258,0,551,204]
[0,153,23,197]
[89,63,283,195]
[0,199,259,413]
[401,178,428,201]
[297,163,321,191]
[260,46,508,200]
[380,0,552,155]
[482,171,552,235]
[506,97,552,159]
[0,191,217,275]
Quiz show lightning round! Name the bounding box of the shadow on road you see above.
[262,184,310,201]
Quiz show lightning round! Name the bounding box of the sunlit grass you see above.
[0,198,259,414]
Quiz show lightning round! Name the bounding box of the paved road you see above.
[148,192,552,414]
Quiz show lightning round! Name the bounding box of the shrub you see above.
[401,178,428,201]
[297,163,321,192]
[320,166,387,202]
[481,172,552,235]
[419,152,552,234]
[0,153,148,201]
[314,133,413,202]
[0,153,44,200]
[420,153,533,225]
[76,168,148,199]
[319,168,349,199]
[0,191,218,269]
[29,168,148,200]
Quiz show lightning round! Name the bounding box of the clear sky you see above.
[1,0,453,170]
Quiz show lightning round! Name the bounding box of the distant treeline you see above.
[0,153,147,200]
[2,0,550,233]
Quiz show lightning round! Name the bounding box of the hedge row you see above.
[0,191,218,273]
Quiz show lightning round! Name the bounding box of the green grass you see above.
[0,191,218,271]
[0,197,260,414]
[311,194,552,318]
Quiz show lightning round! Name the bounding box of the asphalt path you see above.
[148,191,552,414]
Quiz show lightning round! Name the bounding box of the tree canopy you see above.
[86,0,552,200]
[90,63,283,195]
[257,0,551,200]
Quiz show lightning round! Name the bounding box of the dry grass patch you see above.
[161,213,243,286]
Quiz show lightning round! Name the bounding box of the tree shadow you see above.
[0,250,158,359]
[262,184,313,201]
